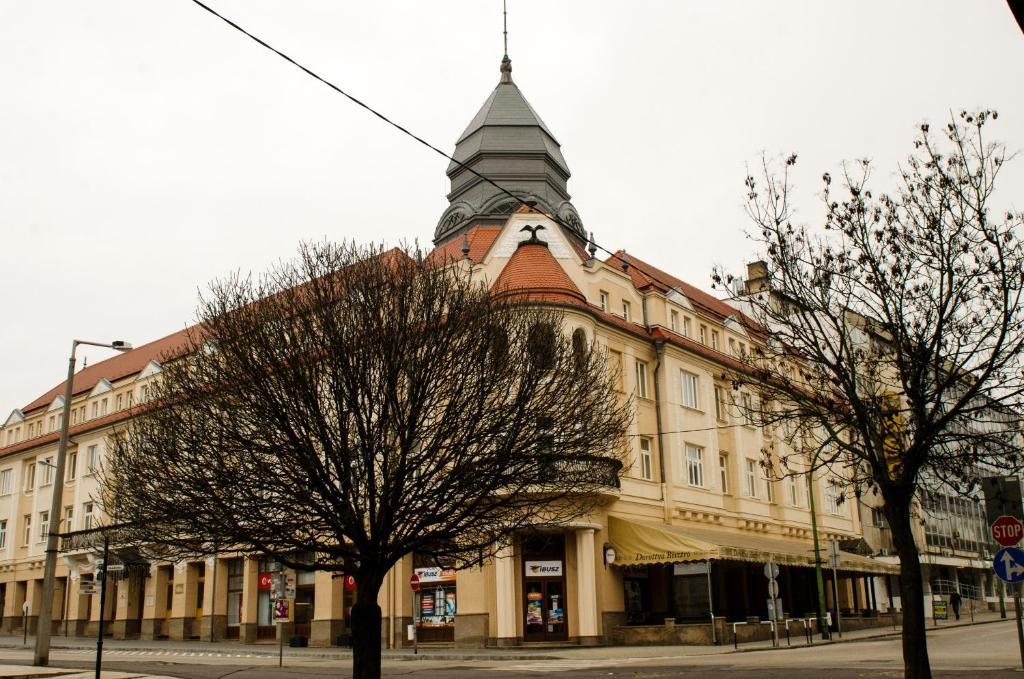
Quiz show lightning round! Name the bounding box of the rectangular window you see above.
[719,454,728,494]
[67,452,77,481]
[599,290,609,312]
[86,445,97,474]
[21,515,31,546]
[739,342,747,357]
[680,371,699,409]
[24,463,35,492]
[39,511,49,542]
[699,325,707,345]
[41,457,54,485]
[711,331,719,350]
[686,445,704,487]
[71,409,77,425]
[765,471,774,503]
[91,402,98,419]
[670,309,679,332]
[100,398,108,416]
[788,475,800,507]
[48,415,55,432]
[871,507,885,528]
[744,460,757,497]
[639,438,653,481]
[0,469,10,496]
[728,338,737,354]
[826,482,842,515]
[741,393,754,425]
[116,394,123,411]
[0,520,7,550]
[714,385,726,421]
[621,301,631,322]
[635,360,649,399]
[64,506,74,533]
[682,317,692,338]
[83,502,95,530]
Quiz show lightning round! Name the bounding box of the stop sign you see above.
[992,515,1024,547]
[410,573,420,591]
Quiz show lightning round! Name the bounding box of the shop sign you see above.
[414,567,457,583]
[673,562,709,576]
[525,560,563,577]
[258,572,273,590]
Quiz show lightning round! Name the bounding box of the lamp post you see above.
[33,339,132,667]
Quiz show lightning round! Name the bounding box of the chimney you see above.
[745,260,769,294]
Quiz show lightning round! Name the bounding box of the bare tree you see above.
[102,242,630,679]
[715,111,1024,679]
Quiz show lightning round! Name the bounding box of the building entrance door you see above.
[521,534,567,643]
[523,579,567,642]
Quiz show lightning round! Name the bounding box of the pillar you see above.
[141,565,167,640]
[493,543,518,646]
[25,579,42,634]
[238,558,260,643]
[168,562,199,640]
[310,570,344,647]
[574,529,599,645]
[200,557,228,641]
[65,573,91,636]
[454,565,488,647]
[1,580,23,633]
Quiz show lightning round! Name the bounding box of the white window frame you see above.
[0,520,7,550]
[680,371,699,409]
[714,385,726,421]
[64,506,74,533]
[639,438,653,481]
[83,502,95,530]
[635,360,649,399]
[38,511,49,542]
[825,482,842,515]
[66,451,77,481]
[686,445,704,487]
[621,301,631,322]
[719,454,728,494]
[41,457,54,486]
[669,309,679,332]
[24,463,35,492]
[699,325,707,345]
[744,459,757,497]
[0,469,11,496]
[788,475,801,507]
[21,515,31,546]
[682,317,692,338]
[599,290,609,312]
[86,445,97,475]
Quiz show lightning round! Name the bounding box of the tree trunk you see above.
[351,573,385,679]
[888,503,932,679]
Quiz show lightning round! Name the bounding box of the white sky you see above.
[1,0,1022,414]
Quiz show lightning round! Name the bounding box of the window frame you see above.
[639,437,653,481]
[635,360,649,399]
[718,454,728,494]
[599,290,609,312]
[744,459,758,497]
[686,444,705,488]
[680,371,699,409]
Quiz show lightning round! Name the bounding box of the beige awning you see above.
[608,516,898,574]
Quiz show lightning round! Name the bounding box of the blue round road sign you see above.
[994,547,1024,583]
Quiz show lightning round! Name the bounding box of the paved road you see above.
[0,620,1017,678]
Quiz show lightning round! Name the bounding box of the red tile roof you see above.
[605,250,758,329]
[426,225,503,265]
[21,328,196,415]
[491,241,586,306]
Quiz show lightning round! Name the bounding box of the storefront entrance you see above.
[521,534,568,642]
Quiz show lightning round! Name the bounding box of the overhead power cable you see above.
[187,0,697,300]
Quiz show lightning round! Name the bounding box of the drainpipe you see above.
[644,293,672,523]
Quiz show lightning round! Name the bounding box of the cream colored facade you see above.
[0,210,896,647]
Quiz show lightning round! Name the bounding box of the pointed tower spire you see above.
[500,0,512,83]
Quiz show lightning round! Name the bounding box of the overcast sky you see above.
[1,1,1022,414]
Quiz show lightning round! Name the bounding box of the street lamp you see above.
[34,339,132,667]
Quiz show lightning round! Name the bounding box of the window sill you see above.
[681,406,704,415]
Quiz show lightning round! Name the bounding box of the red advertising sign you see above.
[343,575,357,591]
[410,573,420,591]
[992,515,1024,547]
[258,572,273,590]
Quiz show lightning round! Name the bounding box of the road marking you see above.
[487,659,641,673]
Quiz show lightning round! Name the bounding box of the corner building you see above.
[0,55,897,647]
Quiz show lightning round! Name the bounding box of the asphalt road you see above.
[0,620,1018,678]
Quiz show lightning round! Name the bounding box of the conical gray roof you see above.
[434,56,584,245]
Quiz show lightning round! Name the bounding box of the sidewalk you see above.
[0,611,1010,663]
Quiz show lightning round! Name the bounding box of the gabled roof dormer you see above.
[89,379,113,397]
[136,360,163,381]
[4,409,24,427]
[47,395,66,412]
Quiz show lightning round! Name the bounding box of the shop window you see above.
[227,559,244,638]
[413,555,457,642]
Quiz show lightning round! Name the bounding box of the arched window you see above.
[527,322,556,371]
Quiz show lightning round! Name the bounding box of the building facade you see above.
[0,55,897,647]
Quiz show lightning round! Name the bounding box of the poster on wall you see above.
[526,592,543,625]
[273,599,291,623]
[421,593,435,616]
[445,591,456,616]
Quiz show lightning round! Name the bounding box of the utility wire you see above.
[187,0,699,302]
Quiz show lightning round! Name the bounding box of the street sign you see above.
[410,573,420,591]
[106,564,124,572]
[79,586,98,595]
[767,578,779,599]
[763,563,779,579]
[933,599,948,620]
[993,515,1024,547]
[983,477,1023,525]
[994,547,1024,583]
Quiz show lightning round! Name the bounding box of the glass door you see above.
[523,579,568,642]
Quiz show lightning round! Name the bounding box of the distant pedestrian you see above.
[950,591,962,620]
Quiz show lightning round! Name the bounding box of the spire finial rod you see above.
[503,0,508,58]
